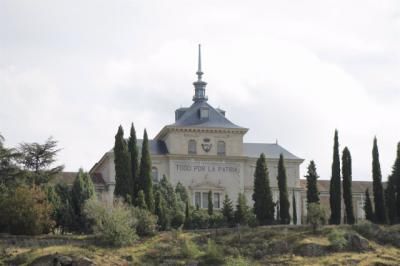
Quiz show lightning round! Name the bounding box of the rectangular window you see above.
[200,107,209,119]
[213,193,220,208]
[202,192,209,208]
[195,192,201,208]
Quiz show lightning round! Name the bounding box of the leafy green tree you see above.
[0,134,21,187]
[307,203,326,233]
[364,189,374,222]
[392,143,400,222]
[222,194,234,226]
[329,129,341,225]
[18,137,64,185]
[277,154,290,224]
[342,147,355,224]
[252,153,274,225]
[137,190,147,209]
[292,191,297,225]
[138,130,154,212]
[71,169,95,232]
[372,137,386,224]
[128,123,140,202]
[154,190,166,229]
[175,182,189,203]
[113,126,132,202]
[235,193,250,225]
[208,190,213,216]
[306,160,320,204]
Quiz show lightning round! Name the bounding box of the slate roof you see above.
[299,179,374,193]
[243,143,302,160]
[169,101,245,129]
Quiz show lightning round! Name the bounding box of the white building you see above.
[90,45,304,223]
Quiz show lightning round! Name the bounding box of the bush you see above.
[328,229,347,251]
[171,210,185,229]
[191,209,210,229]
[84,198,137,246]
[3,186,54,235]
[307,203,326,233]
[352,221,380,239]
[225,255,252,266]
[181,238,201,259]
[132,207,158,237]
[203,239,224,264]
[209,212,225,228]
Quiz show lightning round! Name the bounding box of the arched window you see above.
[151,167,158,183]
[188,139,197,154]
[217,141,226,156]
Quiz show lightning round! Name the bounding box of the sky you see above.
[0,0,399,181]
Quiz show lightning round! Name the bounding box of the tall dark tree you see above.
[184,199,191,228]
[222,194,234,226]
[364,189,374,222]
[385,174,397,224]
[208,190,213,216]
[306,160,320,204]
[113,126,132,202]
[138,130,154,212]
[277,154,290,224]
[71,169,95,232]
[292,191,297,225]
[393,143,400,222]
[155,190,167,229]
[175,182,189,203]
[252,153,275,225]
[128,123,140,202]
[18,137,64,185]
[329,130,341,225]
[342,147,355,224]
[137,190,147,210]
[372,137,386,224]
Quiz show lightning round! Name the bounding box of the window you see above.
[213,193,220,208]
[202,192,209,208]
[200,107,209,119]
[217,141,226,156]
[188,139,197,154]
[195,192,201,208]
[151,167,158,183]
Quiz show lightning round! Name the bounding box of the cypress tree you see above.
[184,199,191,228]
[128,123,139,203]
[113,125,132,202]
[364,189,374,222]
[155,190,167,229]
[235,193,250,225]
[306,160,320,204]
[372,137,386,224]
[342,147,355,224]
[222,194,234,226]
[139,129,154,212]
[208,190,213,216]
[329,129,341,225]
[137,190,147,210]
[277,154,290,224]
[252,153,275,225]
[385,174,396,224]
[393,143,400,222]
[292,190,297,225]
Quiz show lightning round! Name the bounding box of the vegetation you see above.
[342,147,355,224]
[372,137,386,224]
[307,203,326,233]
[235,193,251,225]
[292,190,297,225]
[113,125,132,203]
[277,154,290,224]
[329,129,341,225]
[128,123,140,203]
[364,189,375,222]
[138,129,154,212]
[222,194,235,226]
[252,153,274,225]
[305,160,319,204]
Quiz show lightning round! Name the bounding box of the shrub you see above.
[132,207,158,237]
[84,198,137,246]
[209,212,225,228]
[191,209,210,229]
[352,220,380,239]
[307,203,326,233]
[226,255,252,266]
[203,239,224,264]
[328,229,347,251]
[4,186,54,235]
[171,210,185,229]
[181,238,201,259]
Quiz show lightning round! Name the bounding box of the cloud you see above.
[0,0,399,181]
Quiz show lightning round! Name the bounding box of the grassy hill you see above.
[1,223,400,265]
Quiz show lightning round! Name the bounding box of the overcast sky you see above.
[1,0,399,181]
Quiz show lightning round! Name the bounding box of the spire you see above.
[193,44,208,102]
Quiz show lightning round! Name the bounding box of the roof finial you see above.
[196,44,203,81]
